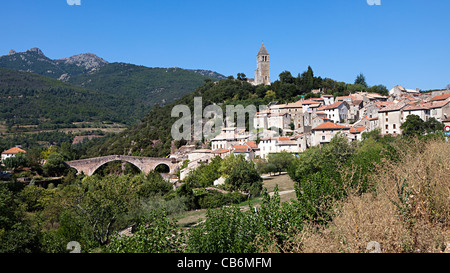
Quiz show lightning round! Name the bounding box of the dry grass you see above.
[290,138,449,253]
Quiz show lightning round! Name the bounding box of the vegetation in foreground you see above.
[1,131,448,253]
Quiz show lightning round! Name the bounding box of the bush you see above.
[197,191,247,209]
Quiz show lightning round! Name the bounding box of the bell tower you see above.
[255,43,270,85]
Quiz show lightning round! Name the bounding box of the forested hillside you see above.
[67,62,224,109]
[0,68,130,126]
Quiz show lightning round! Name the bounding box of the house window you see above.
[393,124,396,129]
[322,136,325,141]
[385,112,388,116]
[386,118,388,122]
[385,125,388,130]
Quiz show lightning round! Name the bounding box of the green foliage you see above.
[354,73,368,87]
[187,205,259,253]
[43,152,67,177]
[197,191,247,209]
[0,68,132,126]
[401,115,444,137]
[106,211,185,253]
[0,185,41,253]
[267,151,295,174]
[70,175,140,245]
[187,186,304,253]
[137,171,173,198]
[3,153,28,170]
[224,157,262,197]
[185,156,222,187]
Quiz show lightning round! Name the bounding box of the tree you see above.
[298,66,314,93]
[354,73,368,88]
[401,115,426,137]
[187,205,258,253]
[279,71,295,84]
[106,210,184,253]
[267,152,295,174]
[43,152,67,177]
[71,175,138,245]
[237,73,247,81]
[264,90,276,102]
[3,153,28,170]
[424,117,444,134]
[225,159,262,197]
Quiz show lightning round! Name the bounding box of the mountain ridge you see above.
[1,47,226,81]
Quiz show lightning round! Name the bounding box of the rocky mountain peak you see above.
[57,53,109,70]
[8,49,16,55]
[26,47,45,56]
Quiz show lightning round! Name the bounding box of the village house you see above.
[317,101,349,123]
[378,102,406,135]
[1,146,27,162]
[311,122,350,146]
[321,94,334,105]
[424,100,450,122]
[348,100,364,121]
[231,144,255,160]
[267,112,291,131]
[402,104,430,122]
[348,126,367,142]
[258,136,299,159]
[301,98,323,112]
[292,133,310,152]
[354,116,379,132]
[210,127,242,150]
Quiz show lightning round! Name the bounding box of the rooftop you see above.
[429,93,450,102]
[257,42,269,56]
[312,122,349,131]
[2,147,27,154]
[350,126,366,134]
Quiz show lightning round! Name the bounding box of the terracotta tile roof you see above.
[403,104,429,111]
[321,95,334,97]
[246,141,258,148]
[336,96,352,101]
[2,147,27,154]
[191,149,212,153]
[212,149,230,154]
[350,126,366,134]
[277,137,290,141]
[429,93,450,102]
[301,98,322,105]
[312,122,349,131]
[378,102,406,112]
[423,100,450,109]
[232,145,251,153]
[319,101,346,110]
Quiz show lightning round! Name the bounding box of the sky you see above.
[1,0,449,90]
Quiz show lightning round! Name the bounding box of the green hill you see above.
[0,68,131,127]
[67,62,223,107]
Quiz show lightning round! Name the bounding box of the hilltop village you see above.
[171,44,450,181]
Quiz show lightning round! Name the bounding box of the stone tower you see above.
[254,43,270,85]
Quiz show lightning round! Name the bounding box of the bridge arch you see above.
[65,155,178,177]
[92,159,142,176]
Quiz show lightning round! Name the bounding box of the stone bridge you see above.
[65,155,179,177]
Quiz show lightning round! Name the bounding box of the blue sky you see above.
[1,0,449,90]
